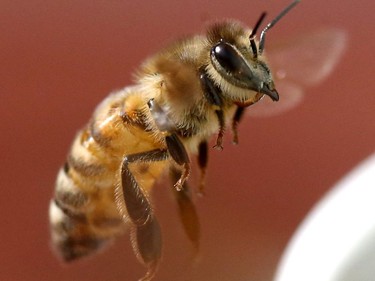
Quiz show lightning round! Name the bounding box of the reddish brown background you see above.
[1,0,374,280]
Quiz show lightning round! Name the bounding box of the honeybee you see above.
[48,1,345,280]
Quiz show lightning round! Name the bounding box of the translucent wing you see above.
[248,28,348,117]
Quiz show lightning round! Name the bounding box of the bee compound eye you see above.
[211,42,244,74]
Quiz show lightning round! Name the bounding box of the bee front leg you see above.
[232,106,245,145]
[232,93,263,144]
[199,68,226,150]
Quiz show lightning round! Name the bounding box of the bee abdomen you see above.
[50,165,124,261]
[49,200,108,261]
[54,167,90,213]
[67,154,106,178]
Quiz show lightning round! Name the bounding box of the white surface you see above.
[274,153,375,281]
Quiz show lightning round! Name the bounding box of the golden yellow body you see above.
[49,2,300,280]
[49,88,169,257]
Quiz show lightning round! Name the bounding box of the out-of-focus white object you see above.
[274,153,375,281]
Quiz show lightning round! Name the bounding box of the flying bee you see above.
[48,1,345,280]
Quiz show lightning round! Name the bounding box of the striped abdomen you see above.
[49,88,167,261]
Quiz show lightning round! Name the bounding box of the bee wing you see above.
[248,28,348,117]
[249,81,304,117]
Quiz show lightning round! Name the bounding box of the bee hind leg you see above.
[121,145,191,279]
[121,149,169,280]
[131,217,162,281]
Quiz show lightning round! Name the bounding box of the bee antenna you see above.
[258,0,301,54]
[249,12,267,59]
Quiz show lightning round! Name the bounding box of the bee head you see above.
[207,0,300,104]
[210,38,279,102]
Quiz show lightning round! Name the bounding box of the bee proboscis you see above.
[49,1,311,280]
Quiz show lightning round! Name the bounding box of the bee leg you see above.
[147,98,191,191]
[199,68,226,150]
[122,149,168,225]
[213,110,225,150]
[165,133,191,191]
[130,217,162,281]
[197,140,208,195]
[232,93,263,144]
[232,106,245,145]
[121,149,169,280]
[170,167,200,252]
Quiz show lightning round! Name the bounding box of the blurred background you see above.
[1,0,374,280]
